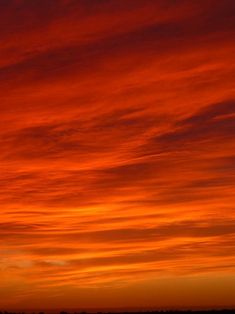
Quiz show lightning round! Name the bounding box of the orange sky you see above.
[0,0,235,310]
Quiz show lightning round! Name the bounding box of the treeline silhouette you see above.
[1,310,235,314]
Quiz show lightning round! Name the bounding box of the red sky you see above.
[0,0,235,310]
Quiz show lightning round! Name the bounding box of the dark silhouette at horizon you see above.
[1,309,235,314]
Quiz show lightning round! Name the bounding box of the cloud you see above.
[140,99,235,155]
[0,0,235,309]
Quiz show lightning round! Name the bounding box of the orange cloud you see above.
[0,0,235,310]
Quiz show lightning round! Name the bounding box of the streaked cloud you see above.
[0,0,235,310]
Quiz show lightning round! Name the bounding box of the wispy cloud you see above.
[0,0,235,309]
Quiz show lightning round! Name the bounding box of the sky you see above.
[0,0,235,310]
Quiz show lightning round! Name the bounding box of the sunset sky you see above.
[1,0,235,310]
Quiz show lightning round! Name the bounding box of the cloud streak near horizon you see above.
[0,0,235,309]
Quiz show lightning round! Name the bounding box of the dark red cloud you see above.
[0,0,235,310]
